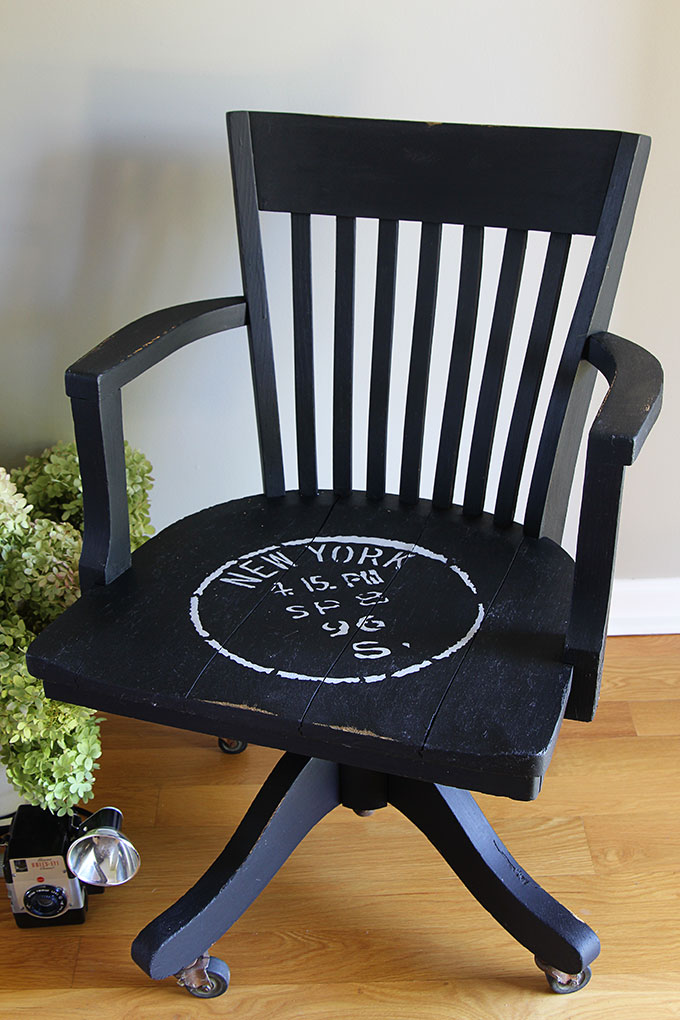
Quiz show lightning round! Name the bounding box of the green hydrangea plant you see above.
[0,442,153,815]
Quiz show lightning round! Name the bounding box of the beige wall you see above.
[605,2,680,576]
[0,0,676,578]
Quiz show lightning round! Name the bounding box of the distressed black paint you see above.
[26,113,661,996]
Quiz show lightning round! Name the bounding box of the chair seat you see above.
[28,492,574,800]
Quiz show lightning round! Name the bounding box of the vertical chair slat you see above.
[366,219,400,499]
[227,111,285,497]
[399,222,443,503]
[432,225,484,509]
[493,232,571,527]
[333,216,356,495]
[291,212,317,496]
[463,228,528,516]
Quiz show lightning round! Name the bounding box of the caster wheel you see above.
[535,957,592,994]
[184,956,230,998]
[218,737,248,754]
[545,966,591,994]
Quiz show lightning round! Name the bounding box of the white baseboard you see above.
[608,577,680,635]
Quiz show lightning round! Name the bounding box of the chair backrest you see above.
[227,112,649,541]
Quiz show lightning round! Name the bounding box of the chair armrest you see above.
[69,298,248,591]
[66,298,247,399]
[584,331,663,465]
[564,332,663,721]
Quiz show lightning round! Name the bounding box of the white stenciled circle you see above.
[190,535,484,684]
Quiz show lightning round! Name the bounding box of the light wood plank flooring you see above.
[1,635,679,1018]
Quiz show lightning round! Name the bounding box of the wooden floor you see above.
[1,635,679,1019]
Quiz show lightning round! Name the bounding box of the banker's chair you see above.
[28,113,662,998]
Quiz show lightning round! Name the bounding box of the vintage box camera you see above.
[3,804,96,926]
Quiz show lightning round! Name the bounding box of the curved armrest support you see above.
[70,298,247,591]
[584,331,663,465]
[564,332,663,721]
[66,298,247,399]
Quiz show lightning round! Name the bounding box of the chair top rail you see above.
[240,111,631,235]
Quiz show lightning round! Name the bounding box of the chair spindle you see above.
[463,228,528,517]
[366,219,400,499]
[399,221,443,504]
[432,224,485,509]
[333,216,356,495]
[291,212,317,496]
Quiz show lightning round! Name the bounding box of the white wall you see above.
[1,0,677,589]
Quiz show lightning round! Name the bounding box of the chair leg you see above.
[387,775,600,978]
[131,752,341,981]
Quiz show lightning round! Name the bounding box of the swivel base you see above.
[131,753,599,996]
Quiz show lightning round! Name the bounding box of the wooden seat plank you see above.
[28,494,337,725]
[187,495,433,725]
[299,507,524,760]
[423,535,574,778]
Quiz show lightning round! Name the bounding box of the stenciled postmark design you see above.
[190,535,484,684]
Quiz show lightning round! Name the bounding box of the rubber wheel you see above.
[544,965,592,994]
[185,957,230,998]
[218,737,248,754]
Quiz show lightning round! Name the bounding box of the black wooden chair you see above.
[28,113,662,998]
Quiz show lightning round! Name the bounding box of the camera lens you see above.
[23,884,68,918]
